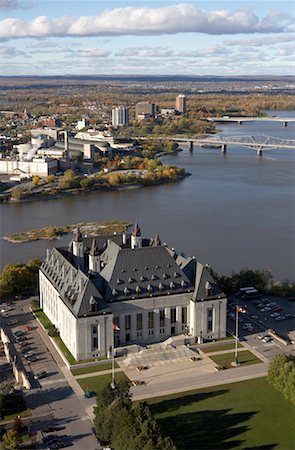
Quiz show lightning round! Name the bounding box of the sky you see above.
[0,0,294,76]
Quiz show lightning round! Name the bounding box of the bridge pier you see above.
[221,144,227,154]
[238,121,243,125]
[283,121,288,127]
[189,141,194,152]
[257,148,263,157]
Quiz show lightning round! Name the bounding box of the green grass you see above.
[53,336,77,365]
[77,372,129,395]
[33,308,52,329]
[71,362,119,376]
[201,342,243,353]
[149,377,295,450]
[0,409,31,424]
[209,350,262,369]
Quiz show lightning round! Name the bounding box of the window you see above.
[136,313,143,331]
[125,333,130,342]
[114,316,120,330]
[160,309,165,327]
[181,306,187,324]
[171,308,176,324]
[207,308,214,333]
[148,311,154,329]
[91,325,98,350]
[125,314,131,330]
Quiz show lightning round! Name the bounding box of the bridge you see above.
[206,116,295,126]
[135,134,295,156]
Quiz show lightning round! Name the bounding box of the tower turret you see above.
[89,239,101,273]
[131,222,142,249]
[72,227,84,269]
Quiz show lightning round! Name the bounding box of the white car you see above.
[270,312,280,318]
[262,336,272,343]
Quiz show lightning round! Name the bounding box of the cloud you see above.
[115,46,231,58]
[0,3,292,40]
[78,48,112,58]
[0,46,24,57]
[0,0,20,10]
[224,33,295,47]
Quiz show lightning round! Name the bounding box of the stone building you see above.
[39,224,227,361]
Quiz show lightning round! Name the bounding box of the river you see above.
[0,111,294,282]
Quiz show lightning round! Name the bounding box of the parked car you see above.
[270,312,280,318]
[34,370,47,380]
[84,390,97,398]
[7,319,18,326]
[27,355,37,363]
[262,336,272,343]
[13,330,24,337]
[251,315,258,319]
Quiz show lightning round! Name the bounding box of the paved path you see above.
[130,361,268,401]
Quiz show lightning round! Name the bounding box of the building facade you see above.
[39,224,227,361]
[135,102,155,120]
[175,94,187,114]
[112,107,129,127]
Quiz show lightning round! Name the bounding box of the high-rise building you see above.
[175,94,187,114]
[135,102,155,120]
[112,107,129,127]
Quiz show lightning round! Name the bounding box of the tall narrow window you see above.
[136,313,143,331]
[160,309,165,327]
[148,311,154,329]
[125,314,131,330]
[171,308,176,324]
[181,306,187,324]
[207,308,214,333]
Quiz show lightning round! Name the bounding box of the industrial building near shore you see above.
[39,224,227,361]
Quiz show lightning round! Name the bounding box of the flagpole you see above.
[232,305,240,366]
[111,323,115,389]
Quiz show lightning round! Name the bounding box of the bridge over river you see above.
[206,116,295,126]
[136,134,295,156]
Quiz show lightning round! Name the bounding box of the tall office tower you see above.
[112,107,129,127]
[135,102,155,120]
[175,94,187,114]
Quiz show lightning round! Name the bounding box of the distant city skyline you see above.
[0,0,294,76]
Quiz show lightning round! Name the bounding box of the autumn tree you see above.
[2,428,21,449]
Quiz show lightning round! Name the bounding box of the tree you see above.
[59,169,80,189]
[31,175,40,186]
[0,262,37,299]
[267,354,295,404]
[2,428,21,449]
[11,187,23,201]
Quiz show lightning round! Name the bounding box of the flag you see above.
[237,305,247,314]
[113,323,120,331]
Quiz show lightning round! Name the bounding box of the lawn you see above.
[209,350,262,369]
[77,372,129,396]
[71,362,119,376]
[149,377,295,449]
[201,342,242,353]
[0,409,31,424]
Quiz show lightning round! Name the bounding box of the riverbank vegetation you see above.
[1,154,188,203]
[211,268,295,297]
[3,220,130,243]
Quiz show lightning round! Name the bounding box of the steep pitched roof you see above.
[100,245,193,302]
[40,248,110,318]
[192,262,225,301]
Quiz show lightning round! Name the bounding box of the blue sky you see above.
[0,0,294,76]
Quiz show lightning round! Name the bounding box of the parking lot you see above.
[227,294,295,357]
[0,299,100,450]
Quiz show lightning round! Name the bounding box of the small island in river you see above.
[3,220,130,243]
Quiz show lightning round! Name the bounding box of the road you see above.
[1,298,99,450]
